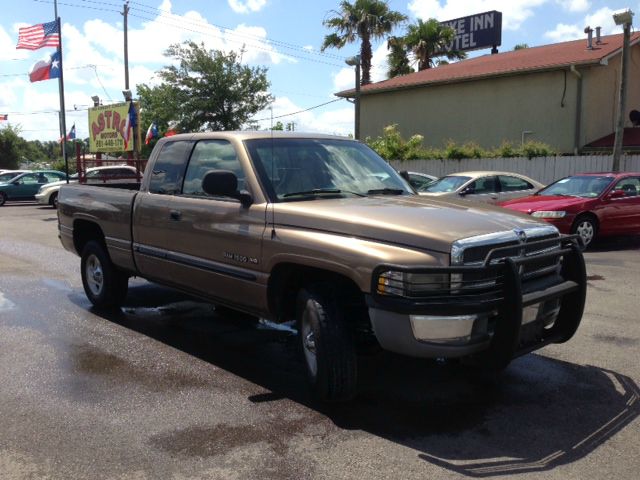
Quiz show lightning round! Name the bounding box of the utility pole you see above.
[122,0,130,90]
[612,9,633,172]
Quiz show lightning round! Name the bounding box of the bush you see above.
[365,125,555,161]
[519,140,555,159]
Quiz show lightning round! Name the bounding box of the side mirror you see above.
[398,170,410,182]
[201,170,253,207]
[607,189,626,199]
[459,186,473,196]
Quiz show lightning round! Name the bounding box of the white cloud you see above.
[557,0,591,13]
[228,0,268,14]
[544,23,583,41]
[544,7,626,42]
[408,0,549,30]
[253,96,353,136]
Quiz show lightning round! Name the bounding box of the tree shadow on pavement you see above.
[79,281,639,478]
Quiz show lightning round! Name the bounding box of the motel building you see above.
[338,24,640,154]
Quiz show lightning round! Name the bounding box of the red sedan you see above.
[499,172,640,247]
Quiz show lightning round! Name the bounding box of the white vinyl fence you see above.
[390,155,640,186]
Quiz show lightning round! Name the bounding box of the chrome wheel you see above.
[301,310,318,379]
[85,253,104,296]
[575,219,595,246]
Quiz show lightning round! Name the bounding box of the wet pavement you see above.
[0,203,639,479]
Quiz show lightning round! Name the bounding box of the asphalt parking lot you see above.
[0,202,639,479]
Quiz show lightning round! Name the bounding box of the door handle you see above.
[169,210,182,221]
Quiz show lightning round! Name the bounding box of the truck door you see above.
[132,139,194,281]
[162,139,268,312]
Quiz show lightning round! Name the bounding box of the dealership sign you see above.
[438,10,502,54]
[88,102,140,153]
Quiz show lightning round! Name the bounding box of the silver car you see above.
[419,171,544,204]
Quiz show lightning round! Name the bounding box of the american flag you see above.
[16,20,60,50]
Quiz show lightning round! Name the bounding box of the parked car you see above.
[499,172,640,247]
[399,171,438,192]
[419,171,544,204]
[36,165,139,208]
[0,170,66,206]
[0,170,31,183]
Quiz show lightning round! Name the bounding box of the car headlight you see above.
[377,270,449,297]
[531,211,566,219]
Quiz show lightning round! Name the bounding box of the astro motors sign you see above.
[438,10,502,54]
[88,102,140,153]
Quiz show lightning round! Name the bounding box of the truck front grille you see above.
[452,226,561,292]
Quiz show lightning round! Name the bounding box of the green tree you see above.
[404,18,466,71]
[514,43,529,50]
[0,125,25,169]
[321,0,407,85]
[137,41,273,135]
[386,36,413,78]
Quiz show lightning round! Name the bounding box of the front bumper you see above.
[366,237,586,360]
[35,192,50,204]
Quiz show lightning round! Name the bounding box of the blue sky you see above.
[0,0,637,141]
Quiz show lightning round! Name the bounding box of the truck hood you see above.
[500,194,590,213]
[273,195,547,254]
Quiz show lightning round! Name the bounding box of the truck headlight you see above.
[531,211,566,219]
[377,270,449,297]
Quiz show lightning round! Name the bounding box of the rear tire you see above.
[0,192,6,206]
[81,240,128,309]
[297,284,357,402]
[571,214,597,248]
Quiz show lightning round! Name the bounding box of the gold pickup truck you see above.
[58,132,586,401]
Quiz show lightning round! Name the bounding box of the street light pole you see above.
[346,55,361,140]
[612,9,634,172]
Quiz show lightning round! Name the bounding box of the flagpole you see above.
[53,0,69,183]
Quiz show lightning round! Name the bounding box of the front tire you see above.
[571,214,597,248]
[0,192,6,206]
[297,285,357,402]
[49,191,58,209]
[81,240,128,309]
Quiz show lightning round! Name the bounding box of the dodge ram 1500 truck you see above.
[58,132,586,401]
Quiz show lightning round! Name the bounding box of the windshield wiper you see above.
[283,188,343,198]
[367,188,405,195]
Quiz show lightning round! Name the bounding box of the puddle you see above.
[41,278,73,292]
[257,319,297,334]
[0,291,16,312]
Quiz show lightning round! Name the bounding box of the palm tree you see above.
[386,36,413,78]
[404,18,466,71]
[321,0,407,85]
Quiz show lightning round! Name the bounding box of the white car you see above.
[36,165,139,208]
[419,171,544,204]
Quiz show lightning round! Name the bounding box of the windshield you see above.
[423,175,471,193]
[538,175,613,198]
[244,138,413,201]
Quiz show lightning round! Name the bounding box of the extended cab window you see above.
[148,140,193,195]
[182,140,244,197]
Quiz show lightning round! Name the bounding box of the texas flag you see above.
[29,51,61,83]
[145,122,158,145]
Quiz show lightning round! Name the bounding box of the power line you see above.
[33,0,120,14]
[252,98,346,122]
[0,64,101,78]
[129,0,347,62]
[33,0,351,68]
